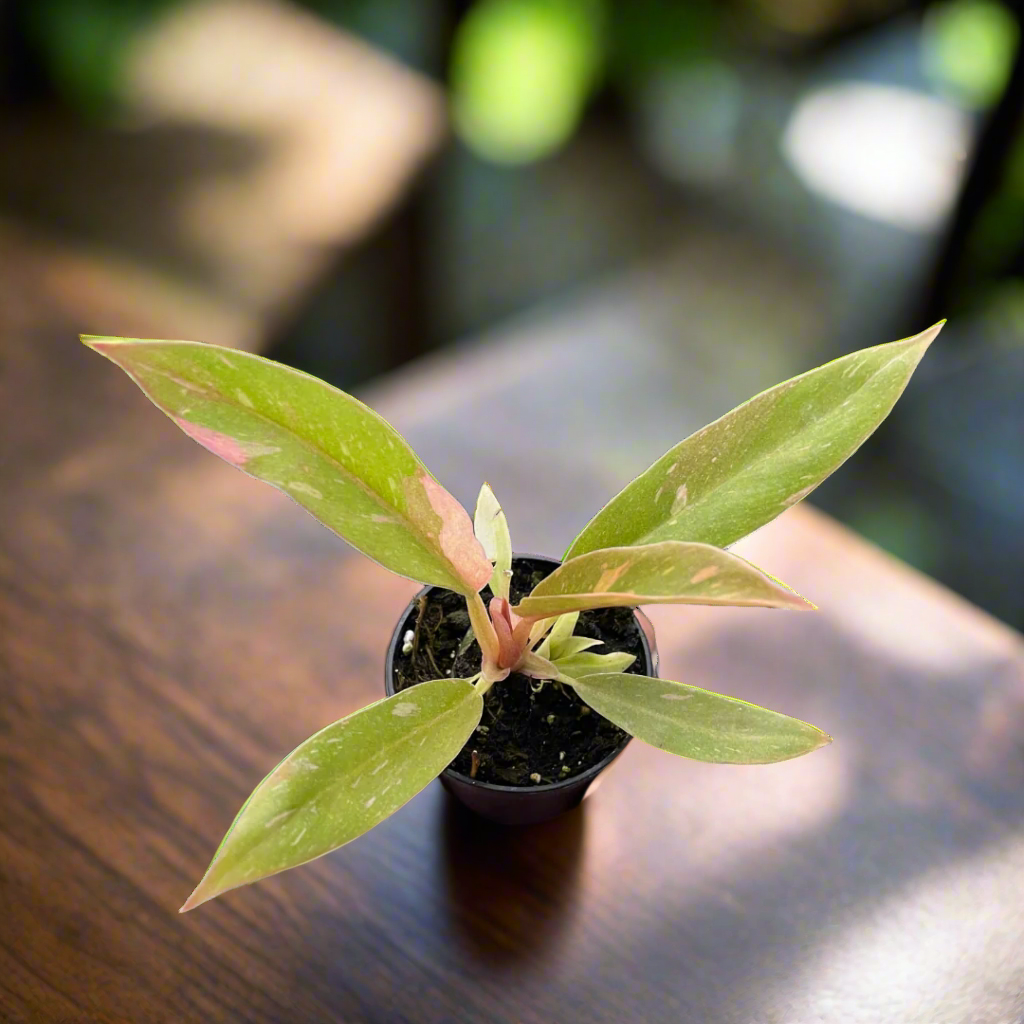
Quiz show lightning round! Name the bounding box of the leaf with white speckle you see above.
[513,541,812,619]
[567,673,831,764]
[81,337,491,594]
[180,679,482,911]
[552,649,636,677]
[566,324,942,558]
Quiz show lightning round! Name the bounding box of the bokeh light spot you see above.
[923,0,1019,108]
[450,0,604,165]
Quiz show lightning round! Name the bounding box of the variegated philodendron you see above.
[82,321,942,910]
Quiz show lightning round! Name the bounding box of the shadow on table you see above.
[272,613,1023,1023]
[592,616,1024,1022]
[438,795,585,967]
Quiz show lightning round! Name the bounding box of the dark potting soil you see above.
[392,557,643,787]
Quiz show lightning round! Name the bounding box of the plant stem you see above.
[411,594,427,660]
[465,590,500,668]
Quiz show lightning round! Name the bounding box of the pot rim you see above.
[384,552,656,795]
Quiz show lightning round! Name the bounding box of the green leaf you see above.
[565,323,942,558]
[518,650,565,681]
[474,482,512,600]
[83,337,491,595]
[513,541,812,619]
[533,610,579,658]
[550,635,604,658]
[181,679,482,911]
[569,673,831,764]
[553,650,636,677]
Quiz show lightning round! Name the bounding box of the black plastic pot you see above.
[384,554,658,825]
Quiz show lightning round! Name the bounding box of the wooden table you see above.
[4,274,1024,1024]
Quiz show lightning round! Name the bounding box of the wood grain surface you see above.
[3,265,1024,1024]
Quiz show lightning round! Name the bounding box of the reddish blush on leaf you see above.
[414,473,491,592]
[174,418,280,467]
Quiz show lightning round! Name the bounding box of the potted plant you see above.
[82,321,941,911]
[384,549,659,826]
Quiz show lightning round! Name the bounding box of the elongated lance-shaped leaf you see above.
[518,649,636,682]
[474,482,512,600]
[565,324,942,559]
[534,610,580,659]
[553,650,636,677]
[518,650,566,681]
[568,673,831,764]
[181,679,482,911]
[83,337,491,595]
[512,541,812,619]
[550,635,604,658]
[528,616,557,648]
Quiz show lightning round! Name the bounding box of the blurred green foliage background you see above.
[3,0,1022,627]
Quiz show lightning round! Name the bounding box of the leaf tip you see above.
[811,728,833,751]
[757,566,817,612]
[179,873,220,913]
[80,333,127,348]
[178,891,204,914]
[769,580,817,611]
[910,320,945,351]
[179,889,217,914]
[81,335,137,364]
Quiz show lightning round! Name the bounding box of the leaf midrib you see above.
[140,352,459,586]
[631,346,915,547]
[575,677,817,751]
[520,588,788,611]
[217,685,479,870]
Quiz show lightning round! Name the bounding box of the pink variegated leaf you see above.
[83,337,491,594]
[513,541,813,619]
